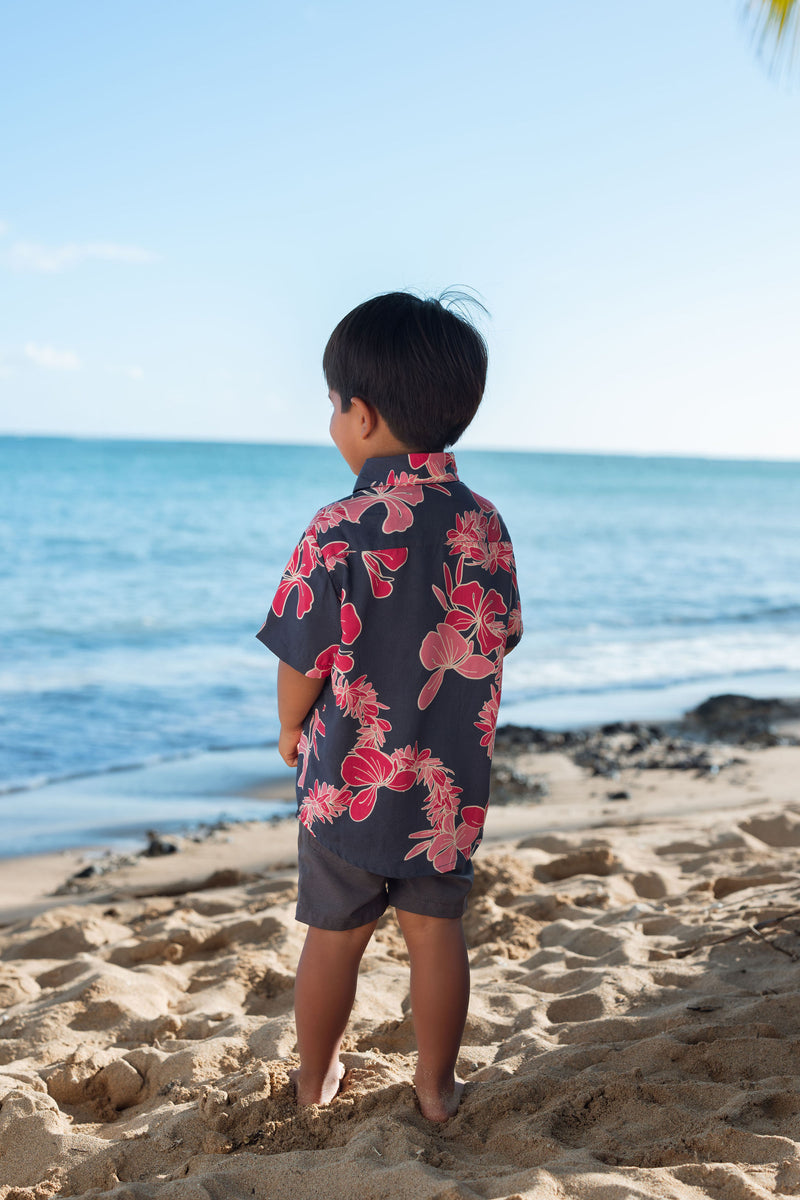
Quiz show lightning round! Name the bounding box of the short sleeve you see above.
[500,519,523,653]
[256,528,342,677]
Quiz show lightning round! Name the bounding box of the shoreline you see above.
[2,691,798,925]
[2,690,797,867]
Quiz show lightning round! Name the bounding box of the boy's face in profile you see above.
[328,389,366,475]
[327,379,413,472]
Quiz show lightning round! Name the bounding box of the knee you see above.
[396,910,464,946]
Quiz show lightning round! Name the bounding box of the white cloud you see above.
[9,241,158,272]
[0,220,9,237]
[24,342,81,371]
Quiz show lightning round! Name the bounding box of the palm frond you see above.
[749,0,799,49]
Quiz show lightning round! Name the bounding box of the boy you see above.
[257,291,522,1122]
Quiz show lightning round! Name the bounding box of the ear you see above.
[349,396,378,440]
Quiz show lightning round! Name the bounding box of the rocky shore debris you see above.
[54,851,141,895]
[493,692,799,783]
[489,763,549,805]
[144,830,179,857]
[54,818,245,896]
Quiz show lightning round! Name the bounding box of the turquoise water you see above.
[2,436,799,854]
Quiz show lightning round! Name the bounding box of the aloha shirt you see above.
[257,451,522,877]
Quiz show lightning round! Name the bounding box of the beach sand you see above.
[1,720,799,1198]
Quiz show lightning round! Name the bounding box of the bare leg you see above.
[292,920,377,1106]
[395,910,469,1122]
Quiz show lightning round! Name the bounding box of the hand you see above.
[279,725,303,767]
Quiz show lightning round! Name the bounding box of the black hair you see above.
[322,290,488,451]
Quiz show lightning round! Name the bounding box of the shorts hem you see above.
[295,897,388,931]
[393,897,469,920]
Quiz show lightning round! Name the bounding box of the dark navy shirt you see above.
[257,452,522,877]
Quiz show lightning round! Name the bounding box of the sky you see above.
[1,0,799,459]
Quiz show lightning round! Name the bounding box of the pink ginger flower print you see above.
[385,453,457,492]
[446,510,488,562]
[390,744,461,824]
[341,747,416,822]
[271,534,318,619]
[485,538,515,575]
[333,672,391,743]
[507,603,523,642]
[418,622,495,710]
[361,548,408,598]
[405,805,486,872]
[446,508,515,576]
[299,781,352,831]
[297,709,326,787]
[354,717,392,749]
[474,685,500,756]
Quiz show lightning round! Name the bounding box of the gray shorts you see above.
[295,823,473,930]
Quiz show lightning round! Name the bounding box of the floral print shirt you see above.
[257,452,522,877]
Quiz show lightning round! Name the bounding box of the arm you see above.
[277,659,325,767]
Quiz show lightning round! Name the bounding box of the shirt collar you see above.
[354,452,459,492]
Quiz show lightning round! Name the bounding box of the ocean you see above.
[2,436,799,857]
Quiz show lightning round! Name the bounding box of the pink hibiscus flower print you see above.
[405,806,485,873]
[407,452,456,478]
[361,548,408,598]
[312,485,424,536]
[444,580,507,655]
[307,644,354,678]
[418,622,495,710]
[341,598,362,644]
[320,540,350,571]
[299,781,352,831]
[272,534,318,619]
[341,747,417,822]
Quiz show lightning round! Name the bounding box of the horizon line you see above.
[2,430,799,467]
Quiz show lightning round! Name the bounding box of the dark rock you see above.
[71,864,99,879]
[144,831,179,857]
[687,693,790,726]
[607,790,631,801]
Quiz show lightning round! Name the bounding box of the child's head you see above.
[322,291,488,452]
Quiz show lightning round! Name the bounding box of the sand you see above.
[1,735,799,1199]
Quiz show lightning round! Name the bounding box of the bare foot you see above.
[290,1061,345,1107]
[415,1078,464,1123]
